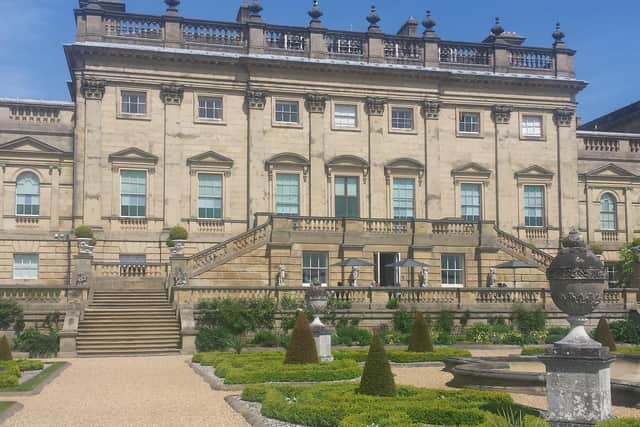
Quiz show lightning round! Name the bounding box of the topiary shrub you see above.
[594,317,617,352]
[74,225,94,239]
[284,312,318,365]
[0,300,24,333]
[0,336,12,361]
[166,225,188,247]
[358,333,396,397]
[408,312,433,352]
[195,326,230,352]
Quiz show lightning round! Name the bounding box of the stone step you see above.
[77,342,179,350]
[77,331,180,338]
[85,307,175,312]
[88,304,172,309]
[78,326,180,333]
[91,298,170,302]
[80,321,179,328]
[84,311,176,317]
[77,337,180,345]
[77,348,180,357]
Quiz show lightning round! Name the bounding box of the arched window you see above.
[16,172,40,216]
[600,193,617,231]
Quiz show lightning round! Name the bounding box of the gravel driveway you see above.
[2,355,249,427]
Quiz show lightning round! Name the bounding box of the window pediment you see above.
[0,137,70,160]
[187,151,234,169]
[109,148,158,173]
[385,158,424,174]
[451,162,492,181]
[582,163,637,182]
[266,153,310,180]
[326,155,370,183]
[515,165,554,181]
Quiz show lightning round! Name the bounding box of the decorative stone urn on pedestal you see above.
[306,280,333,362]
[169,239,186,257]
[540,228,613,427]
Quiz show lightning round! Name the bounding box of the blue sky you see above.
[1,0,638,122]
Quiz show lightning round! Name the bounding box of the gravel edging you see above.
[0,362,69,396]
[0,402,23,424]
[225,395,305,427]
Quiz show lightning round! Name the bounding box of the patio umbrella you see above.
[384,259,430,287]
[331,258,374,287]
[494,260,539,288]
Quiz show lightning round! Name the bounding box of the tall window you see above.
[600,193,617,231]
[605,262,620,288]
[275,101,299,123]
[521,115,543,138]
[391,108,413,130]
[13,254,38,280]
[393,178,415,219]
[16,172,40,216]
[459,112,481,134]
[524,185,545,227]
[441,254,464,287]
[334,104,357,128]
[303,252,328,285]
[120,170,146,217]
[121,91,147,115]
[460,183,481,222]
[275,174,300,215]
[335,176,359,218]
[198,174,223,219]
[198,96,223,120]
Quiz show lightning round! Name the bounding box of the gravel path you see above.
[2,355,249,427]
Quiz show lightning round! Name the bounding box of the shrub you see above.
[228,336,244,354]
[0,300,24,332]
[333,324,372,347]
[590,244,605,255]
[521,346,545,356]
[386,297,399,309]
[195,326,229,352]
[166,225,188,247]
[15,359,44,371]
[74,225,94,239]
[358,334,396,397]
[334,347,471,363]
[619,238,640,287]
[13,329,58,357]
[464,323,515,344]
[252,329,280,347]
[285,312,319,365]
[460,310,471,328]
[512,306,546,343]
[610,315,640,344]
[545,326,570,344]
[198,298,275,336]
[408,312,433,352]
[594,317,617,351]
[435,310,455,336]
[0,336,11,361]
[614,346,640,355]
[393,309,414,334]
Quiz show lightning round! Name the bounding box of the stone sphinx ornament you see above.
[540,228,613,427]
[77,238,95,256]
[305,280,333,362]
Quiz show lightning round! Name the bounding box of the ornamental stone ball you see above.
[546,227,607,346]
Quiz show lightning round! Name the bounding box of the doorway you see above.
[374,253,400,287]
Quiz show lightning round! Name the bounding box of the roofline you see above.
[578,100,640,130]
[577,130,640,139]
[65,42,588,90]
[0,97,74,109]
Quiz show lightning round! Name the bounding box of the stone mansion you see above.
[1,0,638,292]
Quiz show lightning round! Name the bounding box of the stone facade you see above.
[0,0,632,293]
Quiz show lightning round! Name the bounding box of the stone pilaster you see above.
[306,94,328,216]
[161,84,184,226]
[422,100,441,219]
[366,97,387,217]
[79,79,104,227]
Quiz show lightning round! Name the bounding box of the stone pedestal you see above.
[178,306,197,354]
[310,317,333,362]
[540,345,614,427]
[58,308,82,358]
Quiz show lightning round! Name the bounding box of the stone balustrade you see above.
[495,228,554,268]
[92,262,168,278]
[577,131,640,159]
[0,286,89,304]
[170,285,638,312]
[74,8,574,78]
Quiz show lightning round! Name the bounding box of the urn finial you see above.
[367,5,381,33]
[491,17,504,36]
[308,0,324,28]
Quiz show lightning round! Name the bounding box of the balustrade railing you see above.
[103,13,162,39]
[439,42,491,66]
[0,286,89,303]
[363,219,411,234]
[630,140,640,153]
[93,262,168,278]
[600,230,619,242]
[476,288,542,304]
[583,138,620,152]
[183,20,246,47]
[265,27,307,52]
[431,221,477,235]
[293,217,342,232]
[509,48,554,70]
[325,32,365,57]
[524,227,548,241]
[496,228,554,268]
[383,37,422,62]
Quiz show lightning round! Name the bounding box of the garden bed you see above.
[334,347,471,364]
[0,361,67,394]
[237,383,545,427]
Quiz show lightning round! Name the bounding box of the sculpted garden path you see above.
[3,355,249,427]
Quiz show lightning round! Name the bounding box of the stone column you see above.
[423,100,440,219]
[49,166,60,229]
[246,89,268,223]
[160,84,185,227]
[306,94,328,216]
[366,97,387,218]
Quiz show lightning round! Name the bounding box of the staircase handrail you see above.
[494,226,554,269]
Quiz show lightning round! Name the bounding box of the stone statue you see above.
[419,266,428,288]
[75,273,88,287]
[77,238,94,256]
[277,264,286,287]
[349,266,359,287]
[173,268,188,287]
[488,268,497,287]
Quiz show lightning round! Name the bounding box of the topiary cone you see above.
[408,311,434,352]
[0,336,12,361]
[594,316,617,352]
[358,333,396,397]
[284,311,319,364]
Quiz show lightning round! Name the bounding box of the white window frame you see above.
[392,177,415,219]
[197,173,223,220]
[275,173,300,215]
[120,169,147,218]
[441,254,465,288]
[16,171,40,217]
[302,252,328,286]
[523,185,546,228]
[274,100,300,124]
[520,114,544,139]
[117,88,151,120]
[120,91,147,115]
[13,254,38,280]
[390,107,414,131]
[458,111,481,136]
[599,192,618,231]
[460,183,482,222]
[334,104,358,129]
[197,95,223,121]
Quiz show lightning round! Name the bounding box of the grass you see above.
[193,352,361,385]
[614,346,640,356]
[0,362,66,393]
[241,383,544,427]
[520,347,545,356]
[0,401,15,413]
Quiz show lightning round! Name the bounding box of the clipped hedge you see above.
[192,351,361,384]
[285,312,318,364]
[334,347,471,363]
[597,419,640,427]
[240,383,541,427]
[594,317,617,352]
[521,346,545,356]
[357,334,396,397]
[408,312,433,353]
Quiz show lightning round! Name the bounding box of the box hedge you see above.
[334,347,471,363]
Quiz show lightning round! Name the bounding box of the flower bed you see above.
[192,352,361,385]
[241,383,545,427]
[334,347,471,363]
[0,359,46,389]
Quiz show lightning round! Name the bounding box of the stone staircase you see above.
[77,289,180,356]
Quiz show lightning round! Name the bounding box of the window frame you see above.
[197,173,223,220]
[15,171,40,217]
[390,106,415,132]
[119,254,146,266]
[523,184,546,228]
[441,254,465,288]
[460,183,482,222]
[195,95,224,123]
[605,262,620,288]
[457,111,482,136]
[334,176,360,218]
[119,169,147,218]
[273,99,301,126]
[275,173,301,216]
[520,114,544,140]
[333,103,359,130]
[13,253,38,280]
[392,177,416,220]
[118,89,149,119]
[599,192,618,231]
[302,252,329,286]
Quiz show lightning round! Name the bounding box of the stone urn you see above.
[546,228,607,347]
[77,238,95,256]
[306,280,329,319]
[305,280,333,362]
[169,239,186,257]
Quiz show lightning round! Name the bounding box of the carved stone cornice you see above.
[246,89,267,110]
[365,97,387,116]
[160,84,184,105]
[81,78,106,100]
[554,109,575,127]
[421,100,440,120]
[305,93,328,114]
[492,105,512,124]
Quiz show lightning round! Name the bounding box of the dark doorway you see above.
[374,253,399,287]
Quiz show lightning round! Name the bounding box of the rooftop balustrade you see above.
[74,2,576,78]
